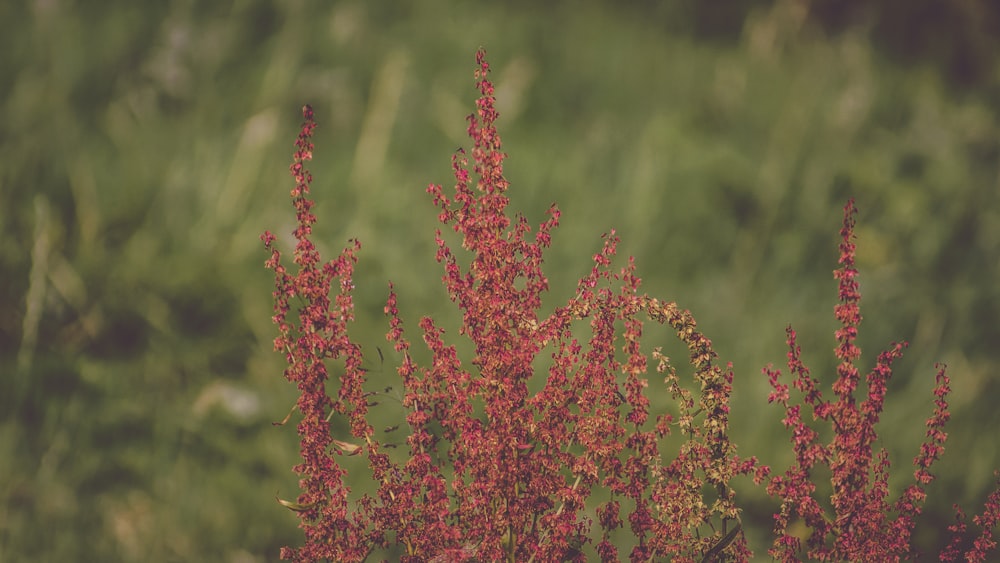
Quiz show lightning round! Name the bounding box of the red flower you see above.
[764,200,1000,561]
[265,50,764,562]
[265,52,999,563]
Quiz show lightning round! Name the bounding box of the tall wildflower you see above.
[764,200,1000,561]
[262,104,371,561]
[263,49,766,562]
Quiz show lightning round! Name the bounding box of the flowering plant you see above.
[262,49,999,562]
[763,200,1000,562]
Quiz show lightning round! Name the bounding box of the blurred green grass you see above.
[2,0,999,560]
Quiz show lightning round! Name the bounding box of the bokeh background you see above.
[3,0,999,560]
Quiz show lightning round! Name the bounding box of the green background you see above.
[2,1,999,560]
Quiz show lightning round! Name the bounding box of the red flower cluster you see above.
[262,102,372,560]
[263,49,999,562]
[764,200,1000,562]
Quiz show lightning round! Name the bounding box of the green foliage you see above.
[2,1,998,560]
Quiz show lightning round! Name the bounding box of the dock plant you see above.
[262,49,999,562]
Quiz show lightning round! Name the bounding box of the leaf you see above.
[275,493,318,512]
[272,404,296,426]
[332,438,362,455]
[701,522,741,563]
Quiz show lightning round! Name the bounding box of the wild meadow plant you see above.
[262,49,999,562]
[764,200,1000,562]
